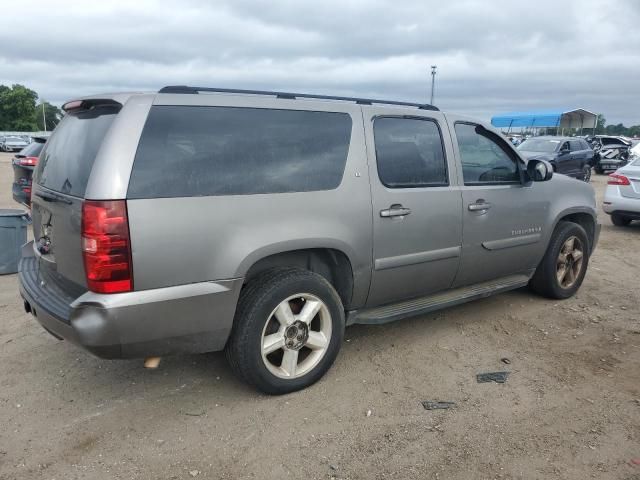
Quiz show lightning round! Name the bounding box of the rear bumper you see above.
[603,188,640,216]
[18,242,242,359]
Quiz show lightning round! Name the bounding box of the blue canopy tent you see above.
[491,109,597,134]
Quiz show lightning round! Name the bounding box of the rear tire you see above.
[225,267,345,395]
[611,214,631,226]
[529,222,590,299]
[594,165,604,175]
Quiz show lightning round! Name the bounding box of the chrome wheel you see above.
[556,236,584,289]
[582,165,591,182]
[260,293,332,379]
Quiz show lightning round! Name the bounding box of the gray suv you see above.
[19,86,600,394]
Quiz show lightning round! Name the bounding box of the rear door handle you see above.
[380,204,412,218]
[468,201,492,212]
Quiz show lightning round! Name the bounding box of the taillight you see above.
[608,173,630,186]
[81,200,133,293]
[17,156,38,166]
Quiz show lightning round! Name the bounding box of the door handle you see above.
[380,204,412,218]
[468,201,492,212]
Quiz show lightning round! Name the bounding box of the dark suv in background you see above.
[517,136,594,182]
[12,137,47,206]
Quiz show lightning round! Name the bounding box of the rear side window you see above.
[454,123,520,184]
[127,106,352,198]
[35,106,119,197]
[373,117,448,188]
[569,140,582,151]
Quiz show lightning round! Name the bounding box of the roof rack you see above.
[158,85,439,111]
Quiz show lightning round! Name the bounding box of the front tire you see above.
[581,164,592,182]
[225,268,345,395]
[611,214,631,226]
[529,222,590,299]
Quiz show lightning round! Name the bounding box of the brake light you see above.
[81,200,133,293]
[17,156,38,166]
[608,173,630,186]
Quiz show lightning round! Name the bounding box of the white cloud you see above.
[1,0,639,124]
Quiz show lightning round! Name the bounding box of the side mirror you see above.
[527,159,553,182]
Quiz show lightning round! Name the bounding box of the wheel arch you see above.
[240,244,356,309]
[552,209,597,253]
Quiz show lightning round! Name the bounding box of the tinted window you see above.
[454,123,519,184]
[569,140,582,151]
[34,106,118,197]
[128,106,352,198]
[373,117,447,188]
[18,141,44,157]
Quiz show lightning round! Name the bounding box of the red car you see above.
[11,137,47,207]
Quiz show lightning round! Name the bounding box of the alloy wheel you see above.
[556,236,584,289]
[260,293,332,379]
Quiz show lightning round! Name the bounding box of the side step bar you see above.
[346,274,531,326]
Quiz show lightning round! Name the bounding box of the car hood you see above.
[518,150,557,161]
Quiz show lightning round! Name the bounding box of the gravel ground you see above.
[0,151,639,480]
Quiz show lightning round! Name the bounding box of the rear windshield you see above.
[34,106,118,197]
[127,106,352,198]
[17,141,44,157]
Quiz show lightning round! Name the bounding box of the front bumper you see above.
[18,242,243,359]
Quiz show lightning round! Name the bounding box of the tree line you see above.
[0,84,62,131]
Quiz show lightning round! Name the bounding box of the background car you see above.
[589,135,631,174]
[603,157,640,226]
[517,136,594,181]
[1,135,30,152]
[11,137,47,206]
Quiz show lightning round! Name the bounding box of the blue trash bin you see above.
[0,209,30,275]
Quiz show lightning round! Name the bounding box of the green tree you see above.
[34,101,62,131]
[0,84,38,130]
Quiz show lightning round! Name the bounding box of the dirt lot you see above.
[0,151,638,480]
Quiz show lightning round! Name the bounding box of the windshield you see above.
[6,136,24,143]
[517,138,560,153]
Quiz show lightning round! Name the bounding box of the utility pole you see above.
[42,103,47,132]
[430,65,437,105]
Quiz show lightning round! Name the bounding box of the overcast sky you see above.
[2,0,639,124]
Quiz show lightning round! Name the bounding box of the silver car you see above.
[603,157,640,226]
[1,135,29,152]
[19,87,600,394]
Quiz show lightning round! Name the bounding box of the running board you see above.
[346,274,530,326]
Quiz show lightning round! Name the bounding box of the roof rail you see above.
[158,85,439,111]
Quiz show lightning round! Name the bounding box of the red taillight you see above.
[81,200,133,294]
[608,173,630,186]
[17,156,38,166]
